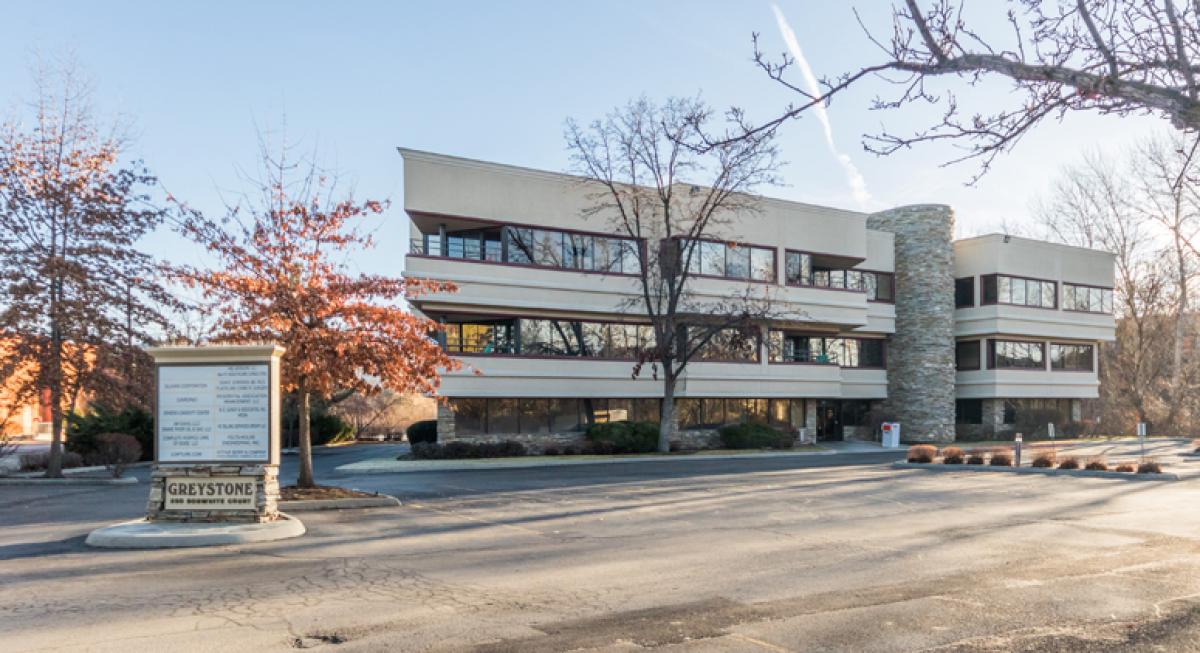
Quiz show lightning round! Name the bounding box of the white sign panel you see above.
[158,364,271,462]
[164,477,257,510]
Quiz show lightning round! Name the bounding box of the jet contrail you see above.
[771,4,872,208]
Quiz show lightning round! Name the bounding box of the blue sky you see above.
[1,1,1164,280]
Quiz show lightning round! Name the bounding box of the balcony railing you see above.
[409,231,641,275]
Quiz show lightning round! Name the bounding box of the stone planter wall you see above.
[147,464,280,523]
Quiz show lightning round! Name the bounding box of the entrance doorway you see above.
[816,400,842,441]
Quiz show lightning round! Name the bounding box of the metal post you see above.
[1014,432,1023,467]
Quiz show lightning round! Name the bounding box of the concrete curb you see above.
[279,495,401,511]
[334,449,853,475]
[8,461,153,478]
[85,513,306,549]
[892,461,1180,481]
[0,476,139,486]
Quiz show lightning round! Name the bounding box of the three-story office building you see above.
[400,148,1116,446]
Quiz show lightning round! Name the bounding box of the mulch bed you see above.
[279,485,380,501]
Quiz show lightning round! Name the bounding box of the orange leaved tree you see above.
[175,144,458,487]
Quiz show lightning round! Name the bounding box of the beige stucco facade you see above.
[953,235,1115,399]
[400,149,1116,445]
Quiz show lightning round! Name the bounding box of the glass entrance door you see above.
[816,400,843,441]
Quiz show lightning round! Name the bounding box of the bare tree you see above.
[330,390,433,439]
[0,62,179,477]
[1127,134,1200,430]
[1035,140,1200,433]
[750,1,1200,182]
[566,97,785,452]
[1037,150,1157,430]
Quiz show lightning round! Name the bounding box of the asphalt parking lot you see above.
[4,444,1200,652]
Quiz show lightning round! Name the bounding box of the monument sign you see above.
[146,345,285,523]
[157,363,273,462]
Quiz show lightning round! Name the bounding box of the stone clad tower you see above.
[867,205,956,442]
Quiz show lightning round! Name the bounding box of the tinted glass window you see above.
[956,399,983,424]
[451,398,487,435]
[955,277,974,307]
[1051,343,1094,371]
[955,340,981,370]
[990,340,1045,369]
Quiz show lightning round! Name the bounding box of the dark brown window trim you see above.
[410,210,642,243]
[441,314,656,360]
[410,211,648,278]
[767,331,888,369]
[986,338,1048,371]
[674,234,779,252]
[783,247,868,263]
[1061,281,1114,291]
[954,276,976,308]
[674,236,779,284]
[452,351,644,363]
[437,310,652,325]
[979,273,1060,310]
[955,339,982,371]
[783,250,894,299]
[864,269,897,304]
[692,331,763,364]
[688,272,777,285]
[1061,282,1115,315]
[1048,342,1095,372]
[766,360,888,370]
[790,283,868,295]
[407,253,643,278]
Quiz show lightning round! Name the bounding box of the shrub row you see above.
[906,445,1164,474]
[717,423,793,450]
[406,419,438,444]
[410,440,527,459]
[22,435,144,478]
[20,450,85,471]
[585,421,660,454]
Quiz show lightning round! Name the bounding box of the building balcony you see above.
[405,243,877,330]
[955,368,1100,400]
[436,354,887,400]
[954,304,1115,341]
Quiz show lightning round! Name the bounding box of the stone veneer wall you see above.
[842,425,875,442]
[147,464,280,523]
[868,205,957,443]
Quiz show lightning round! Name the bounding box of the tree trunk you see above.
[45,397,65,478]
[1168,216,1187,434]
[44,277,65,479]
[658,376,677,453]
[297,389,315,488]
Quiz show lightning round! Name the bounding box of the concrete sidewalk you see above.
[334,446,851,475]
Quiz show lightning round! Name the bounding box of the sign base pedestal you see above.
[147,464,281,523]
[86,513,305,549]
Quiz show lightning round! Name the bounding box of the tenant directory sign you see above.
[157,364,271,462]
